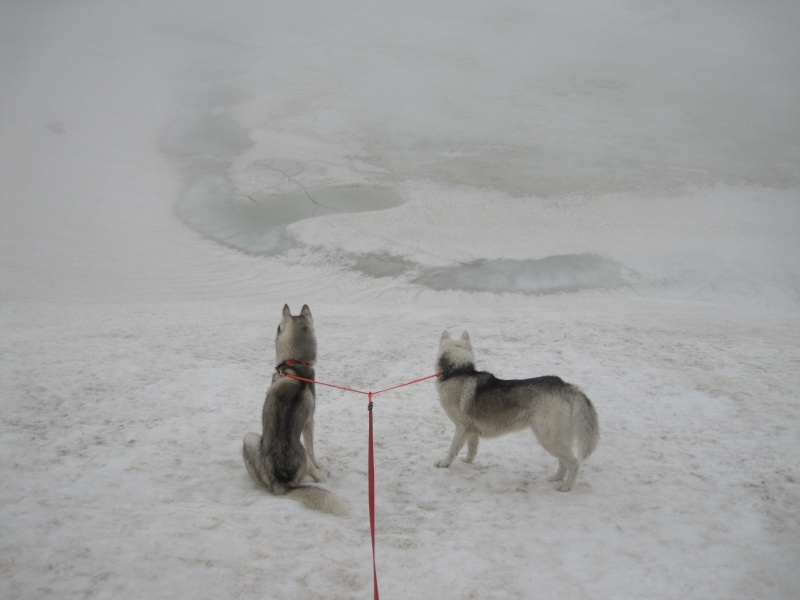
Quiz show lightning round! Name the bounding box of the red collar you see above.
[275,359,313,375]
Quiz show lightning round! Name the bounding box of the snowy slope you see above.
[2,2,799,599]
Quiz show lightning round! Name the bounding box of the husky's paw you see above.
[557,483,572,492]
[435,459,452,468]
[308,464,328,483]
[548,466,567,483]
[461,456,474,464]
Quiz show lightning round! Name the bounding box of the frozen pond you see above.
[163,90,636,294]
[153,0,798,297]
[163,101,637,294]
[178,177,632,294]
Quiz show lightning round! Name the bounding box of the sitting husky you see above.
[434,330,599,491]
[243,305,347,515]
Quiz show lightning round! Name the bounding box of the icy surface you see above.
[178,181,404,255]
[1,1,799,600]
[417,255,628,294]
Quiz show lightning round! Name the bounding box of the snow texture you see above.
[1,1,799,599]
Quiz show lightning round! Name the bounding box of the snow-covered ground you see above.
[2,2,799,598]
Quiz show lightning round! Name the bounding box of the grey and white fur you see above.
[242,305,347,515]
[435,330,599,491]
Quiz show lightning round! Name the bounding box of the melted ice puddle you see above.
[178,178,404,254]
[414,254,629,294]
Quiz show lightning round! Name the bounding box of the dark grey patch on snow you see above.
[415,254,628,294]
[47,121,66,135]
[179,85,253,110]
[351,254,416,278]
[160,114,253,158]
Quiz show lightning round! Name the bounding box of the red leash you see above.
[278,368,442,599]
[367,393,378,600]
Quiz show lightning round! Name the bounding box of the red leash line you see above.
[278,370,443,399]
[367,394,379,600]
[276,369,442,600]
[371,371,443,396]
[276,372,371,396]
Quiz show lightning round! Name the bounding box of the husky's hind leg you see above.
[546,448,579,492]
[555,455,579,492]
[436,425,469,468]
[548,459,567,483]
[532,428,579,492]
[464,432,479,463]
[243,432,265,486]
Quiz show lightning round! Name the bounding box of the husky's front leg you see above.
[435,425,469,468]
[306,453,327,482]
[303,418,319,468]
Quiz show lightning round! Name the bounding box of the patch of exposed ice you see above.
[415,254,630,294]
[177,181,404,255]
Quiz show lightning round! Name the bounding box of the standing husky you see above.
[242,305,347,515]
[434,330,599,491]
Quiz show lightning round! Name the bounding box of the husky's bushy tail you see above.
[568,385,600,460]
[283,485,349,517]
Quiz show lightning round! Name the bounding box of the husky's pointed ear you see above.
[461,330,470,341]
[441,330,451,342]
[300,304,313,321]
[282,304,292,320]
